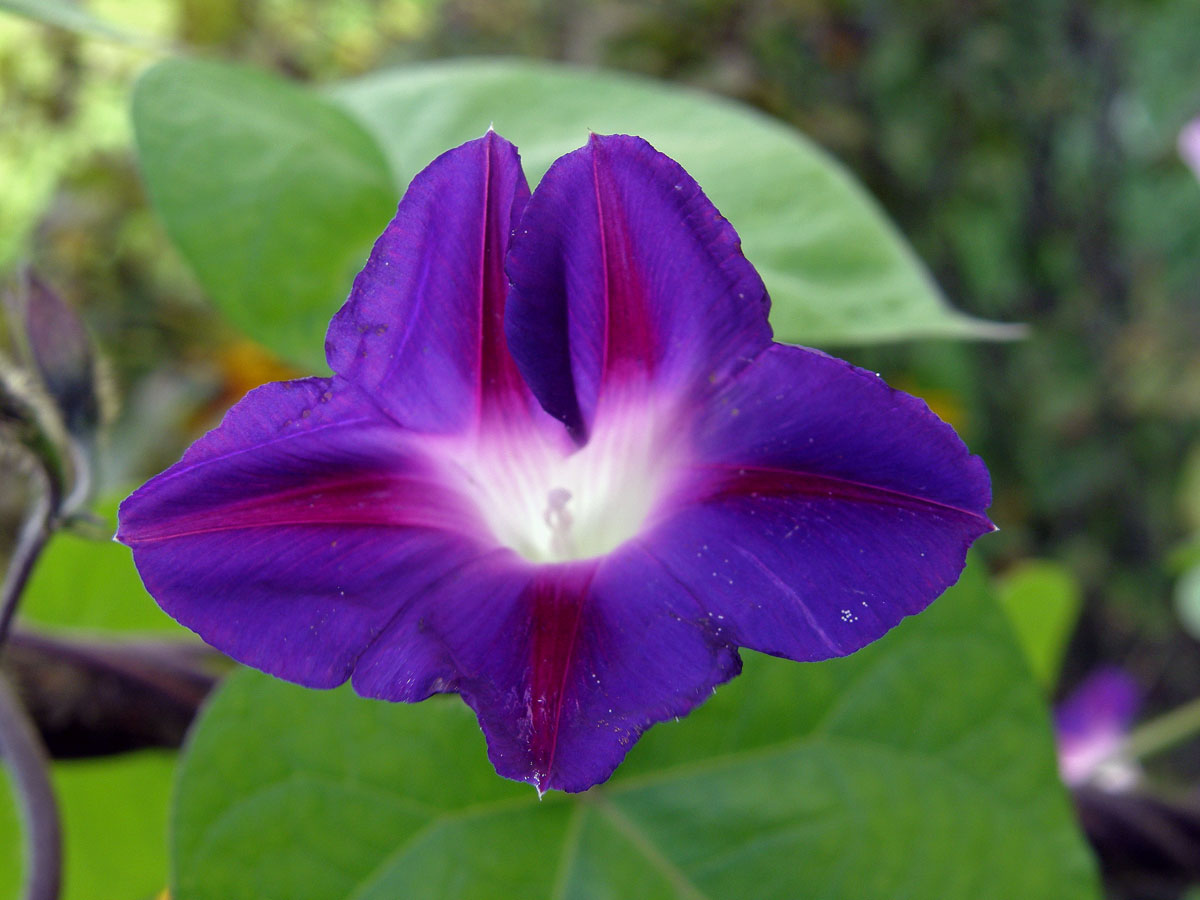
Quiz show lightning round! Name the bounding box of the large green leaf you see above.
[0,775,16,900]
[331,58,1019,346]
[132,58,397,370]
[0,751,175,900]
[18,496,180,634]
[996,560,1082,690]
[172,561,1099,899]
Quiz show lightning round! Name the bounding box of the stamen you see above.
[543,488,575,559]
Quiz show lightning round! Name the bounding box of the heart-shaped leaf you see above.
[132,59,396,370]
[172,561,1099,899]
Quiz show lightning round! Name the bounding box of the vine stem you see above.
[0,488,56,650]
[1123,695,1200,763]
[0,675,61,900]
[0,471,63,900]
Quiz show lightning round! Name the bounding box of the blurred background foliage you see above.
[0,0,1198,897]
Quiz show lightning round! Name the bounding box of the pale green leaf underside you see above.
[331,58,1021,347]
[172,561,1099,900]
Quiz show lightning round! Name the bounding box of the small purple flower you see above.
[118,133,993,792]
[1181,117,1200,181]
[1056,667,1141,791]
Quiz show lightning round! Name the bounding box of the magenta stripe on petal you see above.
[691,343,992,515]
[506,134,772,438]
[118,377,497,687]
[327,132,535,433]
[689,463,992,531]
[121,472,478,540]
[524,564,597,791]
[118,378,491,545]
[353,548,741,793]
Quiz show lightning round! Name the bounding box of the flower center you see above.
[455,396,681,563]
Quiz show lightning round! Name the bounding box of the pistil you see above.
[543,488,575,560]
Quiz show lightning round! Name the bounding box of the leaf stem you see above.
[1123,695,1200,763]
[0,485,56,651]
[0,674,61,900]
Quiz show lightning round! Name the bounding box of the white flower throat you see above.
[456,397,680,563]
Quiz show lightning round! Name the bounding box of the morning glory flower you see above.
[118,132,993,793]
[1056,667,1141,791]
[1181,116,1200,181]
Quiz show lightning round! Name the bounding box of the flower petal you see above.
[693,343,992,513]
[326,131,534,433]
[117,377,493,687]
[1056,667,1141,744]
[1055,667,1141,787]
[352,548,739,793]
[635,343,993,662]
[505,133,772,439]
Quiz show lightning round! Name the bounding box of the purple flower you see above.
[118,132,993,793]
[1056,667,1141,791]
[1181,117,1200,181]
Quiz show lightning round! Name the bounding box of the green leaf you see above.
[0,751,174,900]
[132,59,397,370]
[1174,561,1200,642]
[18,495,180,634]
[331,58,1020,346]
[0,774,16,900]
[996,560,1083,689]
[172,560,1100,899]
